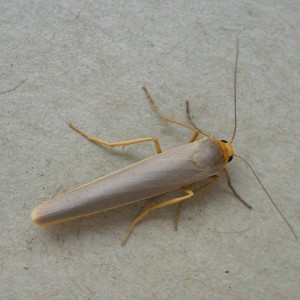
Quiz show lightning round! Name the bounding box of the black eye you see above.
[221,140,228,143]
[228,155,233,162]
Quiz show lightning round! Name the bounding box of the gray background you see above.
[1,1,299,299]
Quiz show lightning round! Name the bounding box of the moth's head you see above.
[215,139,234,164]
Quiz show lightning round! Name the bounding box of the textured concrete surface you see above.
[1,1,299,299]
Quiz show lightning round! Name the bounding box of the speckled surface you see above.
[1,1,299,299]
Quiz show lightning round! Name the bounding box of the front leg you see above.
[223,168,252,209]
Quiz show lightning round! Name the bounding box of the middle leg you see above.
[174,175,219,230]
[143,86,207,142]
[121,187,194,245]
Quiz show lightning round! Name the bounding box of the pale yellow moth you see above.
[31,40,296,245]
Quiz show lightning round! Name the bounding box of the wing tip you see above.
[31,205,47,227]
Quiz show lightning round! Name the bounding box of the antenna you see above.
[186,39,239,142]
[231,38,239,142]
[235,154,297,240]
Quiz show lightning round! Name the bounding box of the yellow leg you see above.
[174,175,219,230]
[142,86,206,142]
[185,100,202,131]
[223,168,252,209]
[174,202,185,231]
[69,123,162,154]
[121,187,194,245]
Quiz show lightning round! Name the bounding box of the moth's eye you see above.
[228,155,233,162]
[221,140,228,143]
